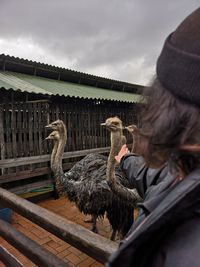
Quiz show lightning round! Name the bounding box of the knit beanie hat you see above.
[156,8,200,106]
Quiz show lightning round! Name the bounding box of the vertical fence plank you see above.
[0,104,5,175]
[5,103,11,161]
[38,103,42,154]
[11,102,17,159]
[23,102,28,158]
[17,102,22,157]
[43,102,50,154]
[27,102,34,173]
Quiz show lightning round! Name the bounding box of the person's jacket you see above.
[106,154,200,267]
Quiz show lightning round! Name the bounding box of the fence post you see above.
[0,104,5,175]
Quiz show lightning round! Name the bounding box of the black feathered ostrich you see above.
[46,121,107,233]
[46,118,141,240]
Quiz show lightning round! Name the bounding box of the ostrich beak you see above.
[45,136,51,140]
[100,123,106,126]
[124,126,129,130]
[45,123,53,129]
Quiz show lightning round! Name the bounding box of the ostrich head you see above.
[101,117,123,132]
[45,119,67,138]
[125,124,139,134]
[45,130,60,141]
[46,119,66,131]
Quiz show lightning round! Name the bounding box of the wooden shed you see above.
[0,54,143,198]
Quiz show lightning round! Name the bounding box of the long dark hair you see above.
[138,78,200,174]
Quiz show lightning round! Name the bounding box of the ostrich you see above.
[103,118,143,205]
[46,119,141,240]
[125,124,140,153]
[46,124,108,233]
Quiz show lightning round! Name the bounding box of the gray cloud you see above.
[0,0,199,84]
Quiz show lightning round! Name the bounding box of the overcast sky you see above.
[0,1,199,85]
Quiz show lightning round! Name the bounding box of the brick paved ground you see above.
[0,197,114,267]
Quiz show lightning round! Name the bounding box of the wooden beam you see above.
[0,147,110,169]
[0,188,117,263]
[0,219,68,267]
[0,246,24,267]
[0,163,74,184]
[26,99,51,103]
[0,167,52,184]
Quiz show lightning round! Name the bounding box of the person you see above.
[106,7,200,267]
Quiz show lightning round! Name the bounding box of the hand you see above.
[115,144,130,163]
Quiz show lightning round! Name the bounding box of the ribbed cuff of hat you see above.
[156,33,200,106]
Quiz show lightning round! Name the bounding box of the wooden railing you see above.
[0,145,133,264]
[0,245,24,267]
[0,188,118,265]
[0,147,111,195]
[0,147,111,169]
[0,218,68,267]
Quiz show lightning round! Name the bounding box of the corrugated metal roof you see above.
[0,54,145,93]
[0,71,141,103]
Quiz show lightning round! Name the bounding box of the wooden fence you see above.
[0,96,138,190]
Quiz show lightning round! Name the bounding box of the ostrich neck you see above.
[106,130,122,182]
[51,130,82,197]
[53,135,66,177]
[51,140,58,171]
[106,129,142,205]
[50,131,68,195]
[52,124,67,176]
[131,133,139,153]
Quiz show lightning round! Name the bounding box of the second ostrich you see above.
[125,124,140,153]
[104,119,143,205]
